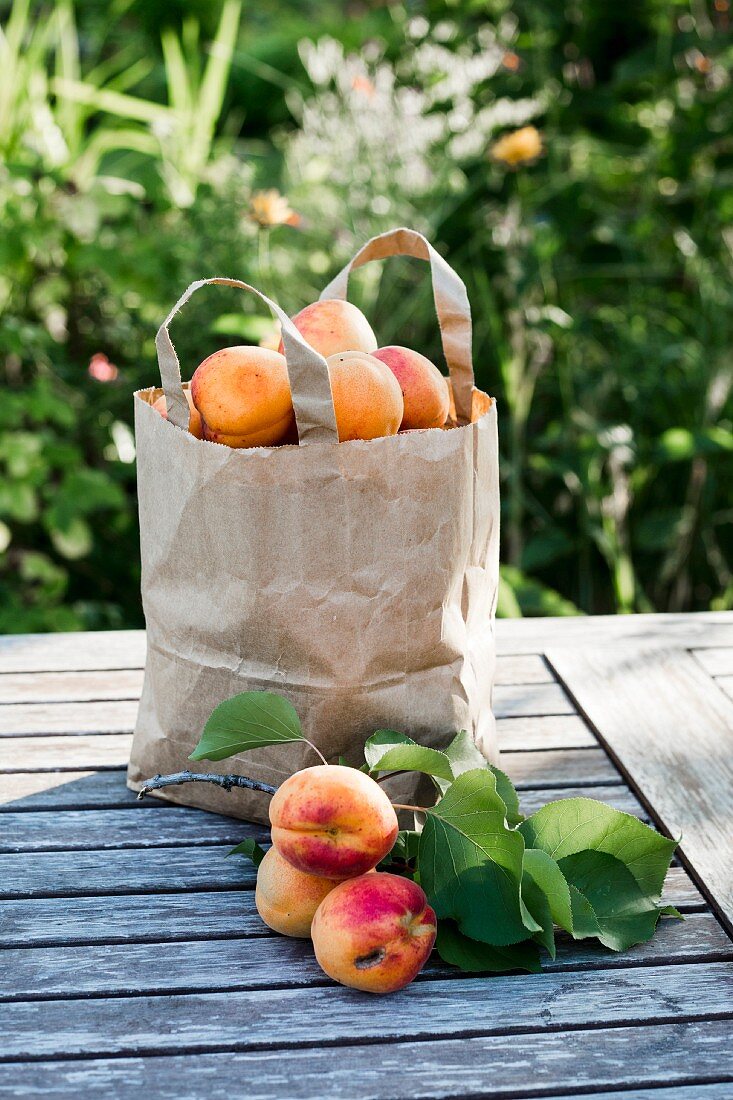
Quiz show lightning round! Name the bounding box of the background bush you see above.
[1,0,731,631]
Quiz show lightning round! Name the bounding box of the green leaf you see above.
[436,921,541,974]
[568,885,601,939]
[518,797,676,900]
[228,838,266,866]
[523,848,573,935]
[559,850,675,952]
[490,766,524,826]
[440,731,523,824]
[522,869,556,958]
[419,769,540,946]
[364,730,454,782]
[190,691,303,762]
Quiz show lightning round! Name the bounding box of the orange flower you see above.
[88,353,118,382]
[351,75,376,98]
[490,126,543,167]
[249,189,300,228]
[502,51,521,72]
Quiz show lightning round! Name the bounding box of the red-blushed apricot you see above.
[190,346,295,449]
[311,872,437,993]
[326,351,404,442]
[373,346,450,431]
[152,388,203,438]
[255,846,337,938]
[269,765,399,881]
[282,299,377,359]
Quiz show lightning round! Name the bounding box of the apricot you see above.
[255,846,337,938]
[326,351,404,442]
[190,346,295,449]
[152,388,203,438]
[269,765,399,880]
[311,872,437,993]
[373,346,450,431]
[283,299,377,359]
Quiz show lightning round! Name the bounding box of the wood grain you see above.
[497,611,733,654]
[2,963,732,1060]
[549,645,733,935]
[0,630,146,674]
[0,846,703,906]
[0,700,138,736]
[1,885,712,951]
[0,670,144,705]
[493,654,553,685]
[2,915,729,1001]
[0,735,132,772]
[4,1022,733,1099]
[693,648,733,677]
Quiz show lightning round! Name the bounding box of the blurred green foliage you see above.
[0,0,731,631]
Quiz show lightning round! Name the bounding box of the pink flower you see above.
[88,353,118,382]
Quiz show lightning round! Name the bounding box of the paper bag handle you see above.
[319,228,474,425]
[156,277,339,445]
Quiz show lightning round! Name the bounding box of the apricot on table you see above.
[269,764,399,880]
[152,388,203,438]
[190,346,295,449]
[255,846,337,938]
[283,299,377,359]
[373,346,450,431]
[326,351,404,442]
[311,872,437,993]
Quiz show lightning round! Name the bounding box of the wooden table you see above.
[1,613,733,1098]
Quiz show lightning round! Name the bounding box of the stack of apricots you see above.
[153,299,451,445]
[256,764,436,994]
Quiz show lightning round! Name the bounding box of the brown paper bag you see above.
[127,227,500,822]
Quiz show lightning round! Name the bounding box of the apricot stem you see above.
[137,770,277,800]
[302,738,329,766]
[375,771,403,785]
[391,802,428,813]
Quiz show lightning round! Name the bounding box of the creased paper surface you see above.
[128,392,499,822]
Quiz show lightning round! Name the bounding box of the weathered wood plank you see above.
[496,714,595,750]
[493,654,553,685]
[715,675,733,703]
[3,877,708,950]
[0,771,139,810]
[1,915,728,1000]
[0,785,647,852]
[693,648,733,677]
[0,807,266,853]
[0,737,615,791]
[0,846,702,906]
[0,670,144,705]
[4,1022,733,1099]
[0,700,138,737]
[1,963,732,1059]
[0,770,646,820]
[0,736,131,772]
[493,682,573,718]
[0,683,571,736]
[549,645,733,935]
[497,611,733,654]
[0,630,146,674]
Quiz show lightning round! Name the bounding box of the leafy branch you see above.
[139,690,681,973]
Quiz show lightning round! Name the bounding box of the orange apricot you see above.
[311,872,437,993]
[269,765,399,881]
[373,346,450,431]
[190,346,295,449]
[283,299,377,359]
[255,846,337,938]
[326,351,403,442]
